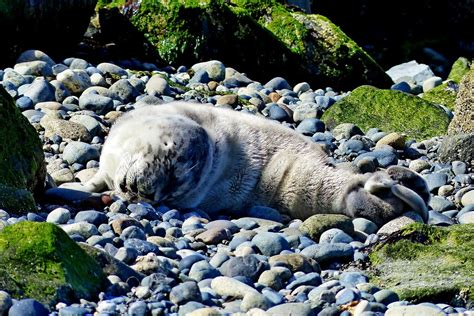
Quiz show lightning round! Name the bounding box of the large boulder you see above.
[321,85,450,141]
[0,86,45,214]
[0,221,108,308]
[96,0,391,90]
[0,0,97,66]
[438,63,474,165]
[447,63,474,135]
[368,223,474,306]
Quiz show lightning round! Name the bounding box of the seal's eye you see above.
[130,178,138,193]
[120,179,127,193]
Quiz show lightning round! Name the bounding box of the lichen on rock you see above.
[368,223,474,306]
[321,85,450,141]
[0,221,108,308]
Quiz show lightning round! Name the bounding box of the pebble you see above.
[23,79,55,104]
[353,218,378,235]
[268,104,290,122]
[220,255,268,281]
[301,243,354,263]
[319,228,353,244]
[266,303,313,316]
[354,149,398,168]
[97,62,128,77]
[385,303,445,316]
[377,212,424,235]
[374,289,400,305]
[41,117,92,142]
[0,291,12,316]
[295,118,325,135]
[124,238,161,256]
[170,281,202,305]
[191,60,225,82]
[335,288,359,305]
[145,75,171,95]
[211,276,258,299]
[252,232,290,256]
[458,211,474,224]
[78,93,114,114]
[189,260,220,282]
[8,299,49,316]
[423,173,448,193]
[339,272,368,287]
[428,196,455,213]
[61,221,99,239]
[2,51,472,316]
[46,207,71,224]
[461,190,474,207]
[375,132,406,150]
[57,69,91,93]
[62,141,100,165]
[268,253,319,273]
[286,272,322,290]
[58,306,90,316]
[264,77,292,91]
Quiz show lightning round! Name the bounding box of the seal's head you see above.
[111,114,213,205]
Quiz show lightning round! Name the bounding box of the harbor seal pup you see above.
[64,102,429,225]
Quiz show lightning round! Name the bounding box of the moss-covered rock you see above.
[368,223,474,306]
[96,0,391,90]
[422,82,457,110]
[0,221,108,308]
[322,85,450,141]
[447,57,472,83]
[300,214,354,241]
[0,0,96,66]
[0,86,45,214]
[422,57,472,110]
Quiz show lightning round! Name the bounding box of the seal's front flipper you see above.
[59,171,108,193]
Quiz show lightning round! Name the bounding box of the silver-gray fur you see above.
[65,102,430,226]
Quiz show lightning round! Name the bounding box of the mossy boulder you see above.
[422,57,472,110]
[322,85,450,141]
[368,223,474,306]
[0,0,97,66]
[0,221,108,308]
[439,63,474,165]
[96,0,391,90]
[0,86,45,214]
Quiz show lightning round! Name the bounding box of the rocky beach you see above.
[0,1,473,316]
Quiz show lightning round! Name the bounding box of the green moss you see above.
[0,221,107,307]
[0,86,45,214]
[322,85,450,141]
[422,57,472,110]
[422,82,457,110]
[261,5,309,55]
[368,223,474,305]
[95,0,127,9]
[98,0,390,90]
[448,57,472,83]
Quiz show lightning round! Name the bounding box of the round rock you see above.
[252,232,290,256]
[8,299,48,316]
[62,141,100,165]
